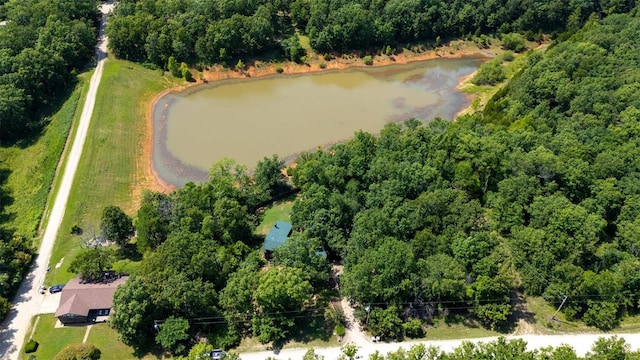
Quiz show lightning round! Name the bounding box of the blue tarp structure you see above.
[263,221,292,254]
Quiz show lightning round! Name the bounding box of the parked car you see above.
[49,284,64,294]
[210,349,226,360]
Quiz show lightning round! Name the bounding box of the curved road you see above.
[239,333,640,359]
[0,3,113,359]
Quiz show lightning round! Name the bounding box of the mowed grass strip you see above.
[0,76,89,240]
[46,60,178,286]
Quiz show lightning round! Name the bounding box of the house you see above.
[54,276,128,325]
[263,220,292,259]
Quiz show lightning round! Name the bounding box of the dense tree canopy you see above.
[105,0,636,65]
[287,10,640,335]
[0,0,98,141]
[114,6,640,351]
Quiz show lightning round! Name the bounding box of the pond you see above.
[153,56,486,187]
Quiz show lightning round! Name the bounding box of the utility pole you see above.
[365,304,371,326]
[551,295,568,321]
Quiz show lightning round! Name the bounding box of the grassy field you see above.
[20,314,87,360]
[0,76,90,240]
[45,59,178,286]
[255,194,296,235]
[86,323,158,360]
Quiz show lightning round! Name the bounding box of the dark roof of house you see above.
[55,276,128,317]
[263,221,292,252]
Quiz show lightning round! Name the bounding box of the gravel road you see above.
[0,3,113,359]
[239,333,640,359]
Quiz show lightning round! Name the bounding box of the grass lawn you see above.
[424,322,499,340]
[86,323,158,360]
[20,314,86,360]
[523,296,640,335]
[255,194,296,235]
[45,59,178,286]
[0,75,89,240]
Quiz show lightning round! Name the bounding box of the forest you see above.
[99,9,640,355]
[105,0,636,66]
[0,0,98,141]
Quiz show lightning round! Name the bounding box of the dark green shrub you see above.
[180,63,193,81]
[168,56,180,77]
[275,66,284,73]
[319,62,326,69]
[70,224,82,235]
[402,318,425,338]
[499,51,515,62]
[54,343,100,360]
[471,59,506,86]
[0,297,10,319]
[501,33,526,52]
[24,340,39,353]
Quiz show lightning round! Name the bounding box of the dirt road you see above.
[239,333,640,359]
[0,3,113,359]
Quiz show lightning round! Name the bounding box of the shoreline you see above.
[143,42,498,191]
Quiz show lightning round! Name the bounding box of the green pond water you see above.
[153,57,485,186]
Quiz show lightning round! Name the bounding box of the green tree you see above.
[501,32,526,52]
[252,266,313,343]
[272,235,330,288]
[339,343,360,360]
[471,59,506,86]
[0,297,11,320]
[254,154,288,199]
[168,56,180,77]
[186,343,214,360]
[587,336,629,360]
[156,316,190,355]
[135,191,171,253]
[303,348,325,360]
[368,306,404,340]
[100,205,134,248]
[180,62,192,81]
[281,35,306,62]
[110,275,156,350]
[69,247,116,282]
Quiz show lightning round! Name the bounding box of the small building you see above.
[263,220,292,259]
[54,276,128,325]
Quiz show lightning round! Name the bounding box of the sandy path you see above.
[0,3,113,359]
[239,333,640,359]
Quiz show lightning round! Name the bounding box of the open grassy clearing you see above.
[424,322,499,340]
[0,76,89,241]
[20,314,86,360]
[525,296,640,335]
[45,59,179,286]
[86,323,158,360]
[255,194,296,235]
